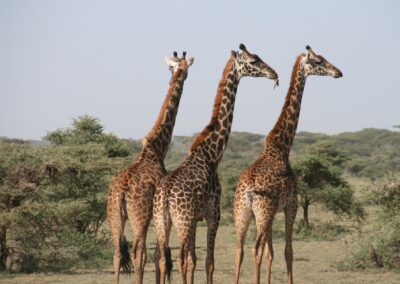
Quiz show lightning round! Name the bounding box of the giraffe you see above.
[107,51,194,284]
[153,44,279,284]
[233,46,343,284]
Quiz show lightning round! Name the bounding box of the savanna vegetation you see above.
[1,116,400,283]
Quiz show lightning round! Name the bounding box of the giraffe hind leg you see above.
[131,231,148,284]
[205,206,220,284]
[284,197,297,284]
[253,205,275,284]
[187,223,197,284]
[154,195,173,284]
[175,223,194,284]
[154,213,173,284]
[233,197,253,284]
[108,199,129,284]
[264,223,274,284]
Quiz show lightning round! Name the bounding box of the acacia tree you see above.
[0,115,132,272]
[0,140,45,272]
[293,143,364,229]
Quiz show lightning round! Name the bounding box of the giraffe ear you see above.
[187,57,194,67]
[164,56,178,68]
[231,50,238,58]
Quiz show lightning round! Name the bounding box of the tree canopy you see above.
[293,143,364,228]
[0,115,131,272]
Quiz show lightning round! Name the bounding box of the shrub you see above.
[339,173,400,270]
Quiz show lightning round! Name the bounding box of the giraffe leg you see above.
[177,234,190,284]
[155,233,173,284]
[156,239,168,284]
[284,197,298,284]
[253,213,274,284]
[131,225,149,284]
[154,241,161,284]
[108,207,127,284]
[153,193,172,284]
[107,192,129,284]
[233,198,252,284]
[187,223,197,284]
[253,232,266,284]
[126,194,152,284]
[264,223,274,284]
[205,207,220,284]
[173,214,196,284]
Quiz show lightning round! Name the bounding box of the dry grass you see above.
[2,179,399,283]
[2,220,400,284]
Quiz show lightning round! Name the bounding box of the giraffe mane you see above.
[143,69,182,146]
[189,57,235,152]
[266,54,304,143]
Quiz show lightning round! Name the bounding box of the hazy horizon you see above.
[1,1,399,140]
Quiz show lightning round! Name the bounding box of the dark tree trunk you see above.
[0,226,6,272]
[302,199,310,229]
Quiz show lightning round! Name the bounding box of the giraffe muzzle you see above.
[333,70,343,78]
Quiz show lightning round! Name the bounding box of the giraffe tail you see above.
[120,236,132,274]
[165,246,173,282]
[161,189,173,281]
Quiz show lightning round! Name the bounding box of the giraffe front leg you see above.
[284,197,298,284]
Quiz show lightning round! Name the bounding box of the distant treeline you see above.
[6,127,400,182]
[161,128,400,178]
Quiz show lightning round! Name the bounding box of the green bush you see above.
[0,116,130,272]
[339,173,400,270]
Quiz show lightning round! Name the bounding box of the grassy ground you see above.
[2,178,399,283]
[2,221,400,284]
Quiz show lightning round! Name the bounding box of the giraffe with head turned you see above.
[106,51,194,284]
[153,44,279,284]
[233,46,343,284]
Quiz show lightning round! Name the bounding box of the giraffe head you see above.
[232,44,279,86]
[164,51,194,76]
[302,46,343,78]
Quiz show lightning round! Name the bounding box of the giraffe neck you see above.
[265,55,307,156]
[143,69,187,160]
[189,58,239,164]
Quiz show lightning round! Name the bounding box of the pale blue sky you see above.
[1,0,399,140]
